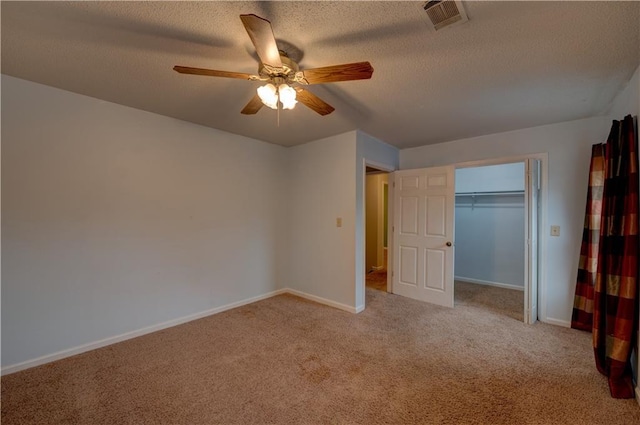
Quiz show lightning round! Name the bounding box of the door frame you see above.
[379,180,389,271]
[387,153,548,322]
[362,160,395,300]
[453,154,547,323]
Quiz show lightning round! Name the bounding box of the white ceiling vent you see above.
[422,1,468,31]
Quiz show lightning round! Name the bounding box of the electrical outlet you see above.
[550,225,560,236]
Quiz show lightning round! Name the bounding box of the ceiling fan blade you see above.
[240,14,283,71]
[241,94,264,115]
[295,62,374,85]
[295,88,335,116]
[173,66,258,80]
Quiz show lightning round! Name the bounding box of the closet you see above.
[454,163,525,291]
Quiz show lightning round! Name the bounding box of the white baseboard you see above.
[455,276,524,291]
[371,265,385,271]
[540,317,571,328]
[1,287,363,376]
[636,386,640,406]
[1,288,288,376]
[284,288,359,314]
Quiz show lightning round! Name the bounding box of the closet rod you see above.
[455,190,524,197]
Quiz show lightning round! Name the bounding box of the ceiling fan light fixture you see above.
[257,83,297,110]
[257,83,278,109]
[278,84,297,110]
[175,14,372,117]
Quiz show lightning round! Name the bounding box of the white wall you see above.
[286,130,398,312]
[401,116,610,325]
[455,194,525,288]
[356,132,399,309]
[287,132,358,309]
[1,79,396,370]
[456,163,525,193]
[607,65,640,120]
[455,163,525,288]
[1,76,289,368]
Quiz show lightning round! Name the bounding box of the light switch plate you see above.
[550,225,560,236]
[336,217,342,227]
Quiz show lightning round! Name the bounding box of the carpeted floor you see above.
[366,269,388,292]
[2,288,639,424]
[455,280,524,322]
[369,276,524,322]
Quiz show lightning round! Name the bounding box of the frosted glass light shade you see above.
[257,83,278,109]
[278,84,297,110]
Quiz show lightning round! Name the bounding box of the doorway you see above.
[365,167,389,292]
[388,154,545,324]
[453,162,526,321]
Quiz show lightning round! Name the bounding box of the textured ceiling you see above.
[2,1,639,148]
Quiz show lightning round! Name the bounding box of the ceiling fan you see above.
[173,14,374,116]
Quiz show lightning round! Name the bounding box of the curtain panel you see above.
[572,115,639,399]
[571,144,605,331]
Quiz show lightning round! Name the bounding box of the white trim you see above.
[1,287,363,375]
[540,317,571,328]
[364,159,394,173]
[635,386,640,406]
[387,173,395,294]
[1,289,288,376]
[371,265,385,271]
[537,155,548,323]
[377,179,388,271]
[285,288,360,314]
[455,276,524,291]
[455,154,544,170]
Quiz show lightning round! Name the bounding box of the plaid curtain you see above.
[592,115,639,399]
[571,144,606,331]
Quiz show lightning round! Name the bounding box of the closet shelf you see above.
[455,190,524,197]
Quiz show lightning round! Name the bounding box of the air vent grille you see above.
[422,0,468,31]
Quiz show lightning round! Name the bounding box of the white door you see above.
[392,166,455,307]
[524,159,540,324]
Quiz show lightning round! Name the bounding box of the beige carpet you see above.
[2,288,639,424]
[455,280,524,322]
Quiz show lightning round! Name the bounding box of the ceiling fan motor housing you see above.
[259,53,299,83]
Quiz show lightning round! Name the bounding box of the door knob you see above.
[446,242,452,247]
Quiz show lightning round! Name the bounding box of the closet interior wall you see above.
[454,163,526,290]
